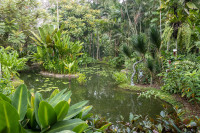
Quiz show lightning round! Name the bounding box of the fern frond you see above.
[150,26,161,51]
[122,45,132,58]
[132,34,147,56]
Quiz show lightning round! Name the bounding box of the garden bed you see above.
[40,71,79,78]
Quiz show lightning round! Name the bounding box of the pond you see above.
[20,65,169,123]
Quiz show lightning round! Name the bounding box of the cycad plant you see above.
[123,34,147,85]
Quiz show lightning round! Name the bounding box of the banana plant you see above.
[0,84,102,133]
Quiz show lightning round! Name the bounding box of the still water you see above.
[20,65,167,122]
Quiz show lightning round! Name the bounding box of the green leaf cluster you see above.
[0,84,96,133]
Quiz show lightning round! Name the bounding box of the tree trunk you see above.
[89,33,92,56]
[0,63,1,78]
[93,35,95,59]
[57,0,59,30]
[131,59,143,86]
[159,0,162,37]
[150,72,153,85]
[96,31,99,60]
[115,40,117,57]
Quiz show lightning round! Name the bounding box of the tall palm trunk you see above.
[131,59,143,86]
[89,33,92,56]
[96,31,99,60]
[159,0,162,37]
[0,63,1,78]
[57,0,59,30]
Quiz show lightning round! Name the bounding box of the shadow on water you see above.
[20,64,170,123]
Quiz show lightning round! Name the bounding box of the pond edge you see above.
[118,83,194,118]
[40,71,79,78]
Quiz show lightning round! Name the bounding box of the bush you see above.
[159,60,200,102]
[31,25,83,74]
[112,72,128,84]
[0,47,27,95]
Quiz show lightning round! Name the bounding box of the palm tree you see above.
[123,34,147,86]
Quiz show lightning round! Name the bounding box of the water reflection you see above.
[20,65,167,122]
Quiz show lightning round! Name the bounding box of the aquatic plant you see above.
[112,106,200,133]
[77,73,87,85]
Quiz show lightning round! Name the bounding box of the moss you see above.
[119,83,183,108]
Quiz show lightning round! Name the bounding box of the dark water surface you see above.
[20,65,167,122]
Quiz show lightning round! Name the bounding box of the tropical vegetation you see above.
[0,0,200,132]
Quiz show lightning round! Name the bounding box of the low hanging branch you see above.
[131,59,143,86]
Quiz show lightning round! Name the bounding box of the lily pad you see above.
[63,82,69,85]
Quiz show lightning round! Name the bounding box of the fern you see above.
[162,24,173,49]
[177,23,192,52]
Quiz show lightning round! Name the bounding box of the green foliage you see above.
[0,47,27,95]
[0,84,110,133]
[122,45,132,58]
[150,26,161,51]
[0,100,20,133]
[0,0,47,55]
[138,90,160,99]
[77,73,87,85]
[112,72,128,85]
[159,59,200,102]
[112,107,200,132]
[31,25,83,74]
[131,34,147,57]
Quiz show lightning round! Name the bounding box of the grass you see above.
[119,83,183,109]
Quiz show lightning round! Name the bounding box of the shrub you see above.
[0,47,27,95]
[159,60,200,102]
[112,72,128,84]
[31,25,83,74]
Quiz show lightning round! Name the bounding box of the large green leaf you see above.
[0,100,20,133]
[72,123,88,133]
[38,101,57,129]
[64,108,82,120]
[26,108,37,129]
[34,92,43,127]
[12,84,28,120]
[186,2,198,9]
[48,89,60,101]
[49,89,72,107]
[69,100,88,111]
[0,93,11,103]
[81,106,93,117]
[46,119,85,133]
[54,101,69,121]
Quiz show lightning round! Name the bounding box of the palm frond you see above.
[122,45,132,58]
[132,34,147,56]
[150,26,161,51]
[146,57,154,72]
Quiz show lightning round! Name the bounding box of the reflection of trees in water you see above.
[20,66,166,123]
